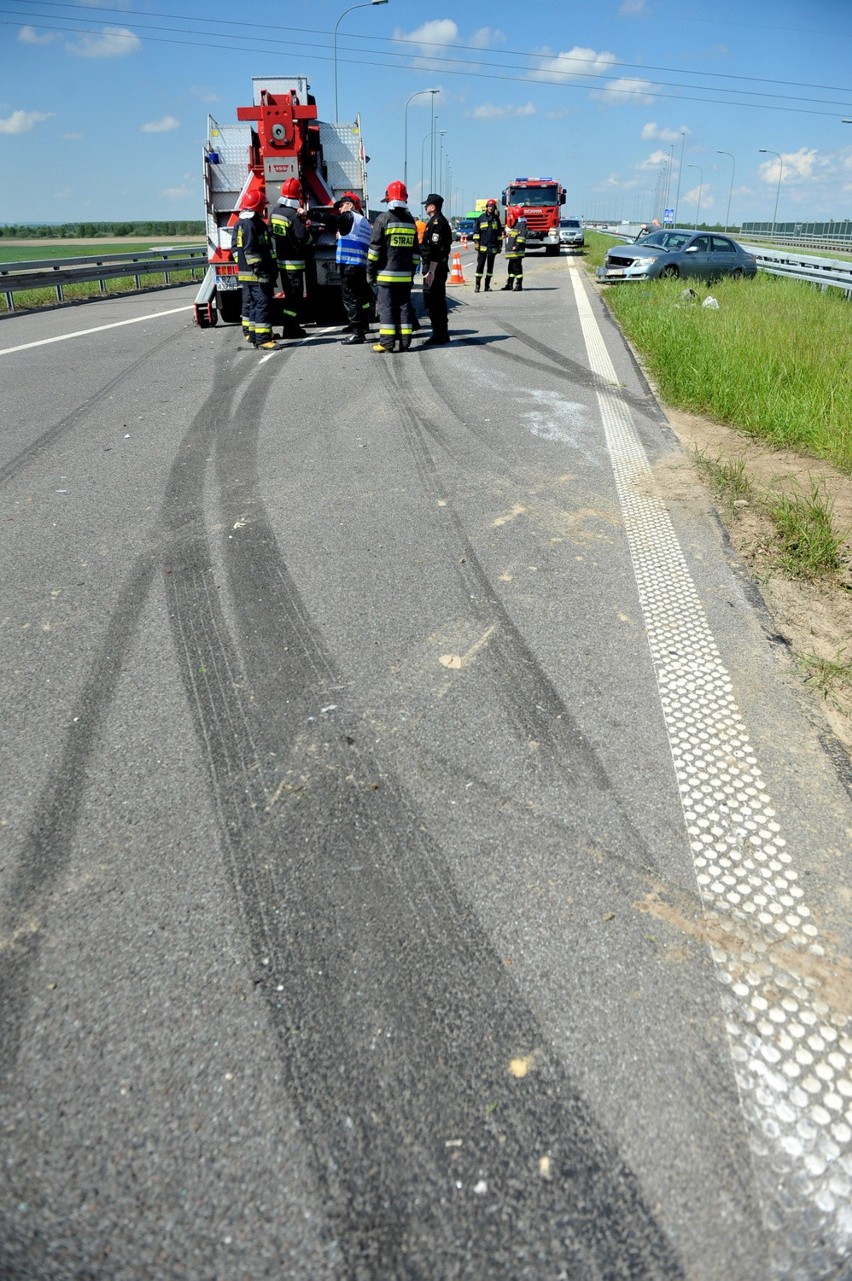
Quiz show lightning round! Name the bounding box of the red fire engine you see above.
[502,178,566,256]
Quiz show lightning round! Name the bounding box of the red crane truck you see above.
[502,177,566,256]
[194,76,368,327]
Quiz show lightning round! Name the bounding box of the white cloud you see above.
[67,26,141,58]
[396,19,458,55]
[758,147,819,185]
[642,122,689,143]
[468,102,536,120]
[591,77,655,105]
[533,46,617,83]
[620,0,649,12]
[163,186,191,199]
[18,25,61,45]
[637,148,673,170]
[62,131,84,140]
[142,116,180,134]
[0,109,55,135]
[470,27,505,49]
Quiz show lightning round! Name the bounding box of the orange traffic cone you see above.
[449,250,466,284]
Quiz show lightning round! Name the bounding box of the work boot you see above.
[257,339,279,351]
[484,280,491,291]
[372,342,392,353]
[474,281,481,293]
[343,329,365,345]
[515,280,523,291]
[501,281,513,290]
[285,326,307,339]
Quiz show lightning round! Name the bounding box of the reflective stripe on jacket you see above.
[367,209,418,284]
[233,212,275,283]
[473,212,503,252]
[504,224,527,259]
[270,202,308,269]
[336,211,372,267]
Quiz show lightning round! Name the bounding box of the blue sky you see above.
[1,0,850,226]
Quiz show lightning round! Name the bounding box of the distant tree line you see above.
[0,222,204,239]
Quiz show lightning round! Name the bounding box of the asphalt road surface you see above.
[1,257,851,1281]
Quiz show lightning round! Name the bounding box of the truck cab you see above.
[502,179,566,255]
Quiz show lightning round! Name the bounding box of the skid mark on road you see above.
[570,265,852,1281]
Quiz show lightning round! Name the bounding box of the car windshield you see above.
[508,186,559,206]
[639,230,692,251]
[560,220,580,228]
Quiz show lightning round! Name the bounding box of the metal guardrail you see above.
[740,244,852,298]
[595,229,852,297]
[0,247,208,311]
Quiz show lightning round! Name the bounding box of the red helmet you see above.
[382,180,408,203]
[280,177,303,200]
[486,198,497,209]
[241,187,266,211]
[336,190,362,212]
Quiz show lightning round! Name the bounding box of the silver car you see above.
[559,218,585,248]
[597,229,757,282]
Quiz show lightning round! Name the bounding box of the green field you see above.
[584,231,852,474]
[0,241,202,264]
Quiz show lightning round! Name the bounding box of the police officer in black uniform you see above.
[420,192,453,346]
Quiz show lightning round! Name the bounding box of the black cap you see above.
[422,193,443,208]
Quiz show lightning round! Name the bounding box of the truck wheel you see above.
[545,245,559,257]
[216,289,242,325]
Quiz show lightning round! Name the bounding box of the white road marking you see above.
[569,264,851,1278]
[0,305,195,356]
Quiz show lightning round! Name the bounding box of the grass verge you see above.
[585,231,851,473]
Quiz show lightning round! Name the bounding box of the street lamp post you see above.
[334,1,388,123]
[437,129,447,196]
[687,164,703,227]
[673,130,686,228]
[420,127,433,199]
[716,150,735,232]
[404,88,438,190]
[759,149,783,240]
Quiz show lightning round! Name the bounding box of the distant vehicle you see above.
[558,218,584,249]
[455,217,477,240]
[597,229,757,282]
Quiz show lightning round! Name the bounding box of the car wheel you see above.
[730,268,744,279]
[660,264,680,279]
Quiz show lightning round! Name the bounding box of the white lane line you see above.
[569,265,852,1278]
[0,305,196,356]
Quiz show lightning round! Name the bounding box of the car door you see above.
[709,234,739,278]
[683,234,711,280]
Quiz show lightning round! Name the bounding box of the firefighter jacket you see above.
[420,211,453,267]
[270,199,309,269]
[233,211,275,284]
[473,211,503,253]
[335,210,372,267]
[366,207,418,285]
[504,222,527,259]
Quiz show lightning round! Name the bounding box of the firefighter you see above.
[233,187,278,349]
[366,179,418,354]
[419,192,453,346]
[316,191,374,344]
[472,198,503,292]
[502,216,527,290]
[270,177,310,339]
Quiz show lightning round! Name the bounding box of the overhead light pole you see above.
[437,130,447,195]
[673,130,686,227]
[759,149,783,240]
[404,88,438,190]
[716,151,735,232]
[687,164,704,227]
[334,1,388,123]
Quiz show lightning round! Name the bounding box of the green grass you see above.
[768,481,845,578]
[584,233,851,474]
[0,240,202,263]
